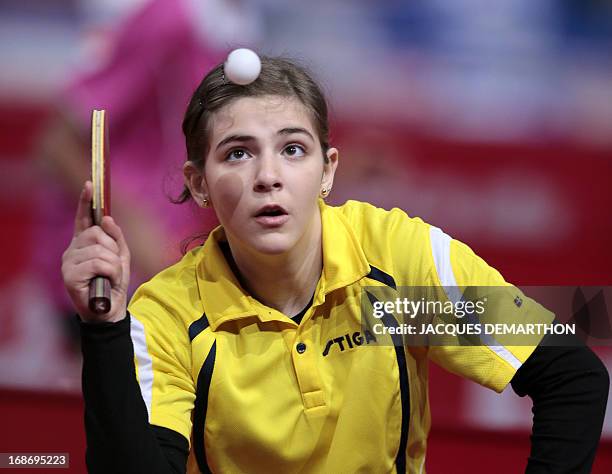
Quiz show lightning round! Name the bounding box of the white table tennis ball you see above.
[224,48,262,85]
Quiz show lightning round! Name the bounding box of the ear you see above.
[321,147,339,192]
[183,161,210,207]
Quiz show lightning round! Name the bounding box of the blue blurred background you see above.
[0,0,611,471]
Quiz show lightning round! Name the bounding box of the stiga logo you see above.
[322,330,377,356]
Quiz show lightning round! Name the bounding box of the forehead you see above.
[209,95,316,139]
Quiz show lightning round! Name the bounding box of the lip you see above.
[254,214,290,227]
[253,204,289,228]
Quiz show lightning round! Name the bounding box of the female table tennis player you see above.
[62,55,608,473]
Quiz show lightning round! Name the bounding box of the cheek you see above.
[299,165,324,195]
[291,168,323,216]
[210,172,245,222]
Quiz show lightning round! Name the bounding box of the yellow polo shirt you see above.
[127,199,553,473]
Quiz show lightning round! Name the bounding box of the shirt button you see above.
[296,342,307,354]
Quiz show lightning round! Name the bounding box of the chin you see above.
[249,234,295,256]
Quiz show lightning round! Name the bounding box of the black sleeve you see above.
[79,313,189,474]
[511,332,609,473]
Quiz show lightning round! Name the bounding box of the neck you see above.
[225,218,322,317]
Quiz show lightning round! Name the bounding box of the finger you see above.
[74,181,93,237]
[101,216,130,260]
[73,259,122,288]
[73,225,120,254]
[71,245,122,267]
[62,245,122,277]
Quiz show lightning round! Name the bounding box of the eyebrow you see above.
[215,134,254,151]
[215,127,315,151]
[278,127,315,141]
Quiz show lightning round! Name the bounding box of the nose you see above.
[253,151,282,193]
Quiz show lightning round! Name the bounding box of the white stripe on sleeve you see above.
[130,314,154,419]
[429,225,522,371]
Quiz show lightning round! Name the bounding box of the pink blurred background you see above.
[0,0,611,472]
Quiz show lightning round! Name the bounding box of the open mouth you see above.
[254,205,289,227]
[255,205,287,217]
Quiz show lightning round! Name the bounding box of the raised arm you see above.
[62,182,190,473]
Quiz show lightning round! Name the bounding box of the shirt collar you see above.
[196,199,370,330]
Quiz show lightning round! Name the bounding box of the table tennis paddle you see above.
[89,109,111,314]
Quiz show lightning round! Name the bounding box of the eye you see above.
[225,148,250,161]
[283,144,306,158]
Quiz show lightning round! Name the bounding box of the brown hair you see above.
[176,55,331,204]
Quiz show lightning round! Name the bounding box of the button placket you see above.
[291,326,326,410]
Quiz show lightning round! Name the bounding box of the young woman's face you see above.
[196,95,337,256]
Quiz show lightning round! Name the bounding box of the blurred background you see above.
[0,0,611,472]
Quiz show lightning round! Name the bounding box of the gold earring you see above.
[321,187,331,198]
[201,196,209,207]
